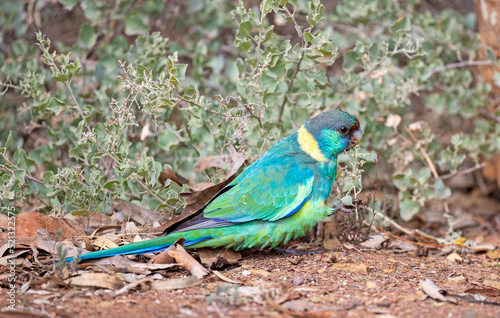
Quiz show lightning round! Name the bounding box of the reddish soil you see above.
[2,248,500,318]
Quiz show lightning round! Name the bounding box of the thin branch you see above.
[439,162,486,180]
[0,81,21,94]
[480,110,500,123]
[369,206,413,236]
[377,226,492,252]
[277,5,306,124]
[175,104,200,156]
[430,60,493,75]
[176,94,225,116]
[65,82,91,132]
[0,166,44,184]
[256,9,263,120]
[402,124,439,179]
[278,51,305,124]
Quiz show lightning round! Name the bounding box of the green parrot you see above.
[66,110,362,262]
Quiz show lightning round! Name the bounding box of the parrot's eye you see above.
[339,126,348,134]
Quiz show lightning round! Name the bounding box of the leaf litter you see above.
[2,163,500,316]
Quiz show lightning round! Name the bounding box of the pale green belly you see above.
[186,199,332,250]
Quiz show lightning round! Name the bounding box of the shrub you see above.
[0,0,497,225]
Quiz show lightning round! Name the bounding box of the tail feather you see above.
[65,235,177,262]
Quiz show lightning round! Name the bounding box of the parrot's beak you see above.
[346,127,363,150]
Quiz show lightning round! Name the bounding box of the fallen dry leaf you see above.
[35,229,81,259]
[0,249,30,265]
[167,240,209,279]
[274,293,302,305]
[322,220,337,234]
[420,278,457,304]
[266,294,308,317]
[112,199,166,226]
[114,277,153,297]
[148,238,195,264]
[486,250,500,260]
[148,244,177,264]
[0,211,84,242]
[212,270,242,284]
[85,255,180,275]
[360,234,389,249]
[92,236,120,250]
[483,280,500,290]
[66,273,124,290]
[0,243,11,258]
[89,225,122,238]
[323,238,341,250]
[148,276,202,291]
[69,212,114,229]
[194,145,245,177]
[471,244,496,252]
[465,288,500,297]
[159,165,185,186]
[198,247,241,269]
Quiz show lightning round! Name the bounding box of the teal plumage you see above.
[66,110,362,262]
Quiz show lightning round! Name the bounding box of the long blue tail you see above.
[64,234,213,262]
[65,235,175,262]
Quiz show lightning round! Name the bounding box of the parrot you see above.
[66,109,362,262]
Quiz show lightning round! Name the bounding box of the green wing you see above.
[206,165,314,222]
[173,152,315,232]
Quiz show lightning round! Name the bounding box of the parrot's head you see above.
[298,110,363,161]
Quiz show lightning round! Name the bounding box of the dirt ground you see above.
[2,244,500,318]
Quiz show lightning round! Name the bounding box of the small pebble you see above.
[242,270,251,276]
[292,277,304,286]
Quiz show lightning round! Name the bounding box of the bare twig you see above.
[0,166,44,184]
[176,94,225,116]
[65,82,91,133]
[278,51,305,124]
[175,104,200,156]
[377,227,490,252]
[278,5,306,124]
[402,124,439,179]
[480,110,500,123]
[439,162,486,180]
[430,60,493,75]
[266,293,305,317]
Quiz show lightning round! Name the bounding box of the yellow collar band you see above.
[297,126,327,162]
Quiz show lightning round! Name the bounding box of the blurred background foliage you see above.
[0,0,499,237]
